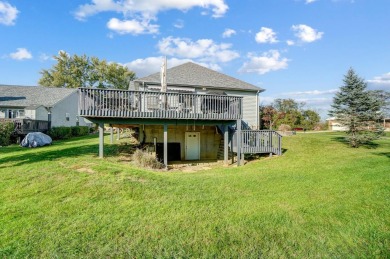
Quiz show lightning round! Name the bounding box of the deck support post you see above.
[224,125,229,165]
[163,124,168,170]
[236,119,241,166]
[98,122,104,158]
[110,126,114,144]
[117,128,120,140]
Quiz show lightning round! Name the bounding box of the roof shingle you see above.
[0,85,76,108]
[135,62,264,92]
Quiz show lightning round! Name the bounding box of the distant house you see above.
[79,62,282,167]
[383,118,390,130]
[326,117,348,131]
[0,85,91,134]
[326,116,390,131]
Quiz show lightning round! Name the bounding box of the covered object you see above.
[20,132,52,148]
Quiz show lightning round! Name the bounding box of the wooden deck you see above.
[79,88,243,121]
[240,130,282,155]
[0,118,49,135]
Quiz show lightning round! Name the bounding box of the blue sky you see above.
[1,0,390,118]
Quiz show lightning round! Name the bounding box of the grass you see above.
[0,132,389,258]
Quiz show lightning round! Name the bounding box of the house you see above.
[0,85,91,134]
[78,62,282,167]
[327,116,390,131]
[326,117,348,131]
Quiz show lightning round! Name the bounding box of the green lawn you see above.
[0,132,389,258]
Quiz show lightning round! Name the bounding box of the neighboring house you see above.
[0,85,91,134]
[79,62,282,167]
[327,116,390,131]
[383,118,390,130]
[326,117,348,131]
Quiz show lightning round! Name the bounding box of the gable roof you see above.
[0,85,76,108]
[135,62,264,92]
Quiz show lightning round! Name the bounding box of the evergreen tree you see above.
[38,51,136,89]
[329,68,384,147]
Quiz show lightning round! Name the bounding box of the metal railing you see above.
[78,88,243,121]
[233,130,282,155]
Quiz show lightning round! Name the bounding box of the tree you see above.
[301,109,321,130]
[260,105,280,130]
[329,68,384,147]
[38,51,136,89]
[260,100,321,130]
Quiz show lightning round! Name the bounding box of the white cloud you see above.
[107,17,159,34]
[74,0,228,20]
[305,0,318,4]
[173,19,184,29]
[10,48,33,60]
[0,1,18,25]
[283,89,339,96]
[39,53,52,61]
[222,28,236,38]
[367,72,390,90]
[239,50,289,74]
[158,37,239,63]
[286,40,295,46]
[255,27,278,44]
[124,56,221,77]
[291,24,323,43]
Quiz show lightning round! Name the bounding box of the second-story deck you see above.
[79,88,243,121]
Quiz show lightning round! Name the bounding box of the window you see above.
[6,109,25,119]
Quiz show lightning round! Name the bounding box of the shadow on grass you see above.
[331,136,381,149]
[0,134,99,154]
[371,152,390,159]
[0,134,125,168]
[0,144,99,168]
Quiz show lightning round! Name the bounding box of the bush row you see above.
[49,126,90,140]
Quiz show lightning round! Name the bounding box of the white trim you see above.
[147,85,195,92]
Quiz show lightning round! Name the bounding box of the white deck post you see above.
[99,122,104,158]
[237,119,241,166]
[224,125,229,165]
[163,124,168,169]
[110,126,114,144]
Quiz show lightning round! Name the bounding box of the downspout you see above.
[256,90,259,130]
[47,107,52,132]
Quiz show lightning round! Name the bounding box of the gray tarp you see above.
[20,132,52,148]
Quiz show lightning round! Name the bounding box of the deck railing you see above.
[234,130,282,155]
[78,88,243,121]
[1,119,49,134]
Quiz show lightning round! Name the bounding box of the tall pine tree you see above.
[329,68,384,147]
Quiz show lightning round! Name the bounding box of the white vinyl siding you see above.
[51,91,90,127]
[224,90,259,129]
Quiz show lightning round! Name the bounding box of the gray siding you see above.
[51,92,89,127]
[225,90,259,129]
[33,106,48,121]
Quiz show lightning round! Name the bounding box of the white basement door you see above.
[185,132,200,160]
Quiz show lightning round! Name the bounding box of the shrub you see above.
[278,124,292,132]
[0,120,15,146]
[49,127,72,140]
[49,126,90,140]
[131,149,164,169]
[70,126,89,137]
